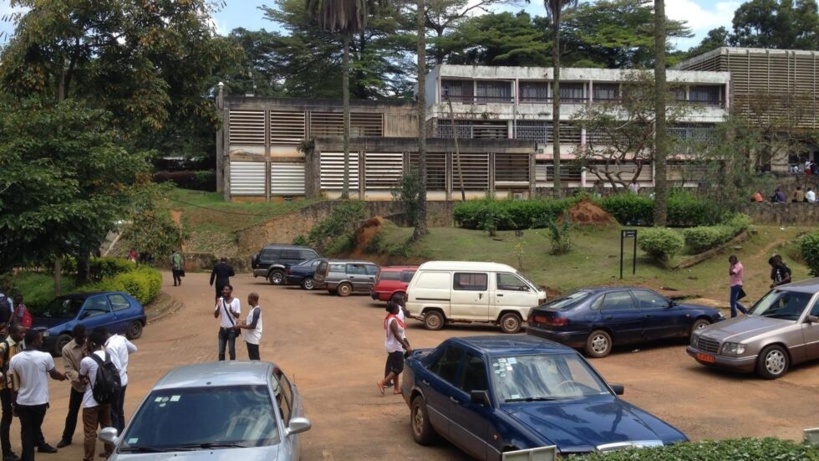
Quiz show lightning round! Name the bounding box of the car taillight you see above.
[531,314,568,327]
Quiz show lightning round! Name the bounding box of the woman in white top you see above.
[376,302,412,395]
[213,284,241,361]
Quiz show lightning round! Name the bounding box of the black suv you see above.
[251,244,320,285]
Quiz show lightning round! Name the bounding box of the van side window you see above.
[429,346,464,385]
[454,273,488,291]
[347,264,365,275]
[381,271,401,281]
[365,264,378,276]
[401,270,416,282]
[497,273,529,291]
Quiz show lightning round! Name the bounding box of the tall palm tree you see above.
[653,0,668,226]
[305,0,389,199]
[544,0,578,197]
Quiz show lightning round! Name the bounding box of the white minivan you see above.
[405,261,546,333]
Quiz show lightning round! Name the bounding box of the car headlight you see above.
[690,333,698,347]
[721,342,746,355]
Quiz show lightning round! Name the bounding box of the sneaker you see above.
[37,444,58,454]
[56,440,71,448]
[4,453,20,461]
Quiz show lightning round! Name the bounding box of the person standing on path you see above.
[769,255,793,288]
[376,302,411,396]
[235,292,263,360]
[9,329,67,461]
[214,285,241,361]
[171,250,184,287]
[728,255,748,318]
[78,330,114,461]
[0,324,24,461]
[209,257,235,300]
[56,324,87,449]
[100,328,137,434]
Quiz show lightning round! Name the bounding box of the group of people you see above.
[209,257,262,362]
[727,254,792,318]
[758,186,818,203]
[0,323,136,461]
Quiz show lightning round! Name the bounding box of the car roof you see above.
[775,277,819,293]
[418,261,518,272]
[56,291,126,300]
[379,265,419,271]
[262,244,314,250]
[448,335,573,356]
[324,259,377,264]
[152,361,276,390]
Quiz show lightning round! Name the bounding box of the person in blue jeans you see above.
[728,255,748,318]
[213,285,241,360]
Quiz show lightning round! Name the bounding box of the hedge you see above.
[600,191,725,227]
[683,214,752,253]
[76,266,163,306]
[573,438,819,461]
[453,198,577,231]
[153,170,215,191]
[638,227,684,262]
[800,232,819,277]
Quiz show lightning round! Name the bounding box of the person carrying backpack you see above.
[78,330,118,461]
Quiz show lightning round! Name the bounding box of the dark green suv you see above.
[250,244,320,285]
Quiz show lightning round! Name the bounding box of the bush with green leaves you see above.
[599,194,654,225]
[573,437,819,461]
[76,266,162,305]
[683,213,752,253]
[638,228,684,263]
[453,197,575,232]
[600,191,725,227]
[89,257,139,281]
[391,169,422,227]
[306,200,369,254]
[800,232,819,277]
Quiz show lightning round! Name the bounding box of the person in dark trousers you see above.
[214,285,241,361]
[56,325,87,449]
[9,329,67,461]
[769,255,793,288]
[171,250,184,287]
[235,292,263,360]
[0,324,24,461]
[209,257,235,300]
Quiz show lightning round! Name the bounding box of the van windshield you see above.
[515,271,540,291]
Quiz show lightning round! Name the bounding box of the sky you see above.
[0,0,742,51]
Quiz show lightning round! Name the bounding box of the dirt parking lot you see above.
[30,272,819,461]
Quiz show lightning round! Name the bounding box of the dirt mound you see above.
[350,216,385,258]
[567,198,614,225]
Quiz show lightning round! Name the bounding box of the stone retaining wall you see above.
[739,202,819,226]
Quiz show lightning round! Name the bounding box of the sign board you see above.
[620,229,638,279]
[502,446,557,461]
[805,427,819,446]
[621,230,637,238]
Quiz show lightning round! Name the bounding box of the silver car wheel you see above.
[764,350,787,375]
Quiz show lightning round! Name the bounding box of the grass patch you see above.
[14,272,77,312]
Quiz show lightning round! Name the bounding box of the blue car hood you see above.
[505,397,686,453]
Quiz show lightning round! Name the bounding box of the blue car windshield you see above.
[539,291,593,310]
[491,353,611,402]
[121,385,280,450]
[41,298,84,318]
[749,290,811,320]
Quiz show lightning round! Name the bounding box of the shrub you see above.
[683,213,752,253]
[89,257,138,281]
[800,232,819,277]
[78,267,162,305]
[599,194,653,225]
[535,211,573,255]
[600,191,726,227]
[453,198,575,231]
[153,170,215,191]
[575,437,819,461]
[638,228,684,263]
[306,201,369,254]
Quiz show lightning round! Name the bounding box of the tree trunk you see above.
[53,258,62,296]
[653,0,668,227]
[342,34,351,200]
[551,13,562,197]
[75,248,90,286]
[413,0,429,240]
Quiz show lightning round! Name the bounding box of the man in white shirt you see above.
[236,292,263,360]
[9,329,67,461]
[79,330,114,461]
[99,328,137,434]
[806,187,816,203]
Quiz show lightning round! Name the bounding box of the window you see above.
[282,250,301,259]
[593,83,619,101]
[346,264,366,275]
[461,354,488,393]
[601,291,636,311]
[365,264,379,276]
[560,82,585,102]
[400,270,416,283]
[454,273,488,291]
[442,79,474,103]
[689,85,722,106]
[429,346,464,385]
[84,297,110,317]
[631,290,669,309]
[274,369,294,424]
[476,81,512,103]
[108,294,130,312]
[260,249,281,260]
[520,82,550,102]
[497,273,529,292]
[299,250,318,260]
[380,271,401,281]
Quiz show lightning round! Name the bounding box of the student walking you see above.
[376,302,412,396]
[209,257,235,300]
[728,255,748,318]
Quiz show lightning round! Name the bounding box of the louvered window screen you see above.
[436,120,473,139]
[320,152,360,191]
[495,153,530,183]
[310,113,384,137]
[229,162,266,196]
[229,111,265,145]
[270,162,305,195]
[409,152,447,191]
[516,122,550,142]
[473,123,508,139]
[456,153,490,190]
[269,111,306,144]
[364,152,404,190]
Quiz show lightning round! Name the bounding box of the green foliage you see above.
[800,232,819,277]
[292,235,309,246]
[637,228,684,263]
[573,437,819,461]
[445,12,550,66]
[453,198,575,232]
[89,258,139,282]
[391,169,422,227]
[306,200,369,254]
[121,184,186,261]
[12,272,76,314]
[600,191,725,227]
[600,194,654,225]
[683,214,752,253]
[540,212,573,255]
[78,267,163,306]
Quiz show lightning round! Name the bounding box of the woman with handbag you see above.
[728,255,748,318]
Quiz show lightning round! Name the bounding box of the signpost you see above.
[620,229,637,279]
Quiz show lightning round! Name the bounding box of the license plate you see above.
[697,352,715,363]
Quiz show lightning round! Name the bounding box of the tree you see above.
[729,0,819,49]
[572,71,695,191]
[544,0,579,196]
[445,12,550,66]
[561,0,692,69]
[685,27,729,59]
[305,0,392,200]
[413,0,429,240]
[653,0,668,227]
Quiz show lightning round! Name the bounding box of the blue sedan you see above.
[527,287,725,358]
[402,336,687,459]
[32,291,147,356]
[284,258,325,290]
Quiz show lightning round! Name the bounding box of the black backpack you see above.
[89,352,122,405]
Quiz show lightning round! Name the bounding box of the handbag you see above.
[180,269,185,277]
[737,287,747,300]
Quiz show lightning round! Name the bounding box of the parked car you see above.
[284,258,325,290]
[527,287,724,358]
[100,361,311,460]
[402,335,688,459]
[687,278,819,379]
[251,244,320,285]
[314,259,379,297]
[32,292,147,356]
[405,261,546,334]
[370,265,418,304]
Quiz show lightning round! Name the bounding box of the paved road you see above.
[28,272,819,461]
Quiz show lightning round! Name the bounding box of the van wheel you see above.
[499,312,523,334]
[301,277,316,290]
[337,283,352,297]
[390,292,405,304]
[423,310,445,331]
[268,270,285,285]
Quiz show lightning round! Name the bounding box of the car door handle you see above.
[449,397,460,404]
[422,379,430,386]
[497,294,504,297]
